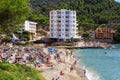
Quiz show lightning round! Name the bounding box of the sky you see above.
[115,0,120,2]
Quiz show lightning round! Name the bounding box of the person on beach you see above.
[84,69,86,76]
[56,74,60,80]
[54,54,57,60]
[66,51,68,56]
[70,65,74,72]
[70,50,73,57]
[73,60,77,66]
[51,64,54,69]
[60,70,64,76]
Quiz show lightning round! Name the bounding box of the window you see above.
[73,12,75,14]
[65,29,68,31]
[57,25,61,27]
[57,12,61,14]
[57,16,61,18]
[57,20,61,23]
[51,24,53,27]
[51,16,53,19]
[66,11,69,14]
[51,12,53,14]
[66,20,69,23]
[51,33,53,36]
[66,25,69,27]
[58,29,61,31]
[58,34,61,37]
[73,16,75,19]
[51,29,53,31]
[66,16,69,18]
[65,34,69,37]
[51,20,53,23]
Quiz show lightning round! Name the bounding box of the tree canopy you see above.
[0,0,30,34]
[30,0,120,30]
[113,24,120,42]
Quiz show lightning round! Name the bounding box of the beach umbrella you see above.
[22,59,26,62]
[36,61,42,64]
[48,47,55,52]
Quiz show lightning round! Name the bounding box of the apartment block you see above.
[95,28,116,39]
[49,9,78,41]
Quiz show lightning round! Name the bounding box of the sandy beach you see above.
[0,44,88,80]
[37,48,88,80]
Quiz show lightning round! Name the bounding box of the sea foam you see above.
[86,68,101,80]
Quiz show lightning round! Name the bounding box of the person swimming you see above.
[104,52,107,54]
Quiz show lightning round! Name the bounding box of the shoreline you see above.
[39,48,88,80]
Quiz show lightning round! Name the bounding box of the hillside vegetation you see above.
[29,0,120,30]
[0,62,46,80]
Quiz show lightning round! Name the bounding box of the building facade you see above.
[95,28,116,39]
[49,9,78,41]
[24,20,37,37]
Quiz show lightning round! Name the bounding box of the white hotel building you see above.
[49,9,78,41]
[24,20,37,37]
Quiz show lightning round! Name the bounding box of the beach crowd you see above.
[0,43,87,80]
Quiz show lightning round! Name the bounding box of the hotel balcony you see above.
[56,18,61,20]
[66,14,70,16]
[76,27,78,30]
[56,14,61,16]
[75,31,78,34]
[65,31,70,34]
[65,27,70,29]
[76,23,78,26]
[57,31,62,34]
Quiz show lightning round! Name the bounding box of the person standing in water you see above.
[84,69,86,76]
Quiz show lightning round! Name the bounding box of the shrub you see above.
[1,36,12,43]
[0,62,46,80]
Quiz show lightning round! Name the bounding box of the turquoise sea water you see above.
[74,44,120,80]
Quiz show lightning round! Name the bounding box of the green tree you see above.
[98,24,106,28]
[82,32,91,41]
[0,0,30,34]
[113,33,120,42]
[115,24,120,32]
[29,0,120,31]
[78,27,84,36]
[113,24,120,42]
[18,31,30,41]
